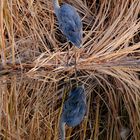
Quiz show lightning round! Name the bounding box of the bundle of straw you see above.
[0,0,140,139]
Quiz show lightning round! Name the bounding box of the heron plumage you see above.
[61,86,86,127]
[53,0,60,17]
[53,1,83,48]
[59,86,86,139]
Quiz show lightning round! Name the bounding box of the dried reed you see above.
[0,0,140,139]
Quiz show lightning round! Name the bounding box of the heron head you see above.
[65,28,83,48]
[69,85,85,98]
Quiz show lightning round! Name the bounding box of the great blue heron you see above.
[59,85,87,140]
[53,0,83,48]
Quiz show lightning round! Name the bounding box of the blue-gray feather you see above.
[61,86,86,127]
[55,3,83,48]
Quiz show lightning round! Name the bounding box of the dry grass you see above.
[0,0,140,139]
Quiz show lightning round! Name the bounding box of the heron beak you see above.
[75,43,82,48]
[75,40,82,48]
[81,84,85,89]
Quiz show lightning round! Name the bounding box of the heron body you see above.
[59,85,86,140]
[53,0,83,48]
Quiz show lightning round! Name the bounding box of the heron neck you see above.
[53,0,60,15]
[59,119,65,140]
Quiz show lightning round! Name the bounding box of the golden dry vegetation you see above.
[0,0,140,139]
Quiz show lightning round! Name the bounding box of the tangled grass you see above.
[0,0,140,139]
